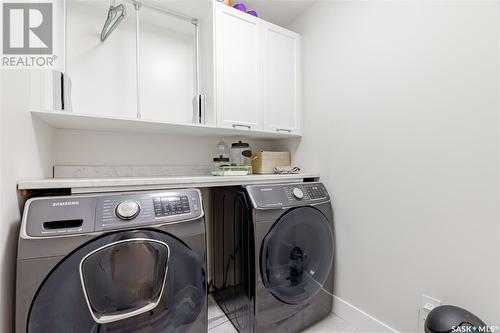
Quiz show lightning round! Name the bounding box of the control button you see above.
[307,185,325,199]
[292,188,304,200]
[116,200,140,220]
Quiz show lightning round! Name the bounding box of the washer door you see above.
[260,207,333,305]
[27,230,205,333]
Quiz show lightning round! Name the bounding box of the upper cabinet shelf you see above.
[32,1,302,139]
[31,110,300,140]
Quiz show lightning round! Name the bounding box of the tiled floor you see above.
[208,295,359,333]
[301,315,360,333]
[208,295,238,333]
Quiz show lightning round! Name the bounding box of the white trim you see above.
[332,295,400,333]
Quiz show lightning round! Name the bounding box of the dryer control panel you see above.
[22,189,203,238]
[246,182,330,209]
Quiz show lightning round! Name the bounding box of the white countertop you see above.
[18,173,320,194]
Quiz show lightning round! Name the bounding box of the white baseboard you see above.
[332,295,400,333]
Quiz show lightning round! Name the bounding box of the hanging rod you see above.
[129,0,199,25]
[126,0,202,123]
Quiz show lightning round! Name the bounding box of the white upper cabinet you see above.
[262,24,300,134]
[215,3,262,130]
[214,2,301,135]
[37,2,301,138]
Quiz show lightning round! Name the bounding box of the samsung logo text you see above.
[52,201,80,207]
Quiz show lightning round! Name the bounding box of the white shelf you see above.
[31,110,301,140]
[18,173,320,194]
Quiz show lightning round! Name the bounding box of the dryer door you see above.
[27,230,205,333]
[260,207,333,305]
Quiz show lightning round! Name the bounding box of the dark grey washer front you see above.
[16,189,207,333]
[250,183,334,333]
[260,207,333,305]
[212,182,334,333]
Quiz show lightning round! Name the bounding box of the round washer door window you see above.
[260,207,334,305]
[27,230,205,333]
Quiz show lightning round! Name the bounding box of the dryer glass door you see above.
[27,230,205,333]
[260,207,333,304]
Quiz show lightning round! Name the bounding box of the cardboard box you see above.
[252,151,291,174]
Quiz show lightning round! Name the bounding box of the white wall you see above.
[289,1,500,331]
[0,70,54,332]
[52,129,289,167]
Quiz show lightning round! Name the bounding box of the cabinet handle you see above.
[276,128,292,133]
[232,124,252,130]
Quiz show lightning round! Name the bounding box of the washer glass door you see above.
[27,230,205,333]
[80,238,170,324]
[260,207,334,304]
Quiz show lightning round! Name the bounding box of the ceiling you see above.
[143,0,317,27]
[242,0,317,26]
[85,0,316,30]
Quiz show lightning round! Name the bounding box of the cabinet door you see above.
[263,24,300,134]
[138,6,195,124]
[66,1,137,118]
[215,3,262,130]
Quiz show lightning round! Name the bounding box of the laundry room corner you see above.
[2,0,500,332]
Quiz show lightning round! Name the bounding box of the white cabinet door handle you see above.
[232,124,252,130]
[276,128,292,133]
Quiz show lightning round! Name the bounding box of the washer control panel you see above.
[96,190,201,231]
[247,182,330,209]
[306,184,327,200]
[153,195,191,217]
[23,189,203,238]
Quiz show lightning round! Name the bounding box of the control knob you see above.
[116,200,140,220]
[292,188,304,200]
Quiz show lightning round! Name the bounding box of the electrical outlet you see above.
[418,294,442,332]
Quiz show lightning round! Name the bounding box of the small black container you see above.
[425,305,486,333]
